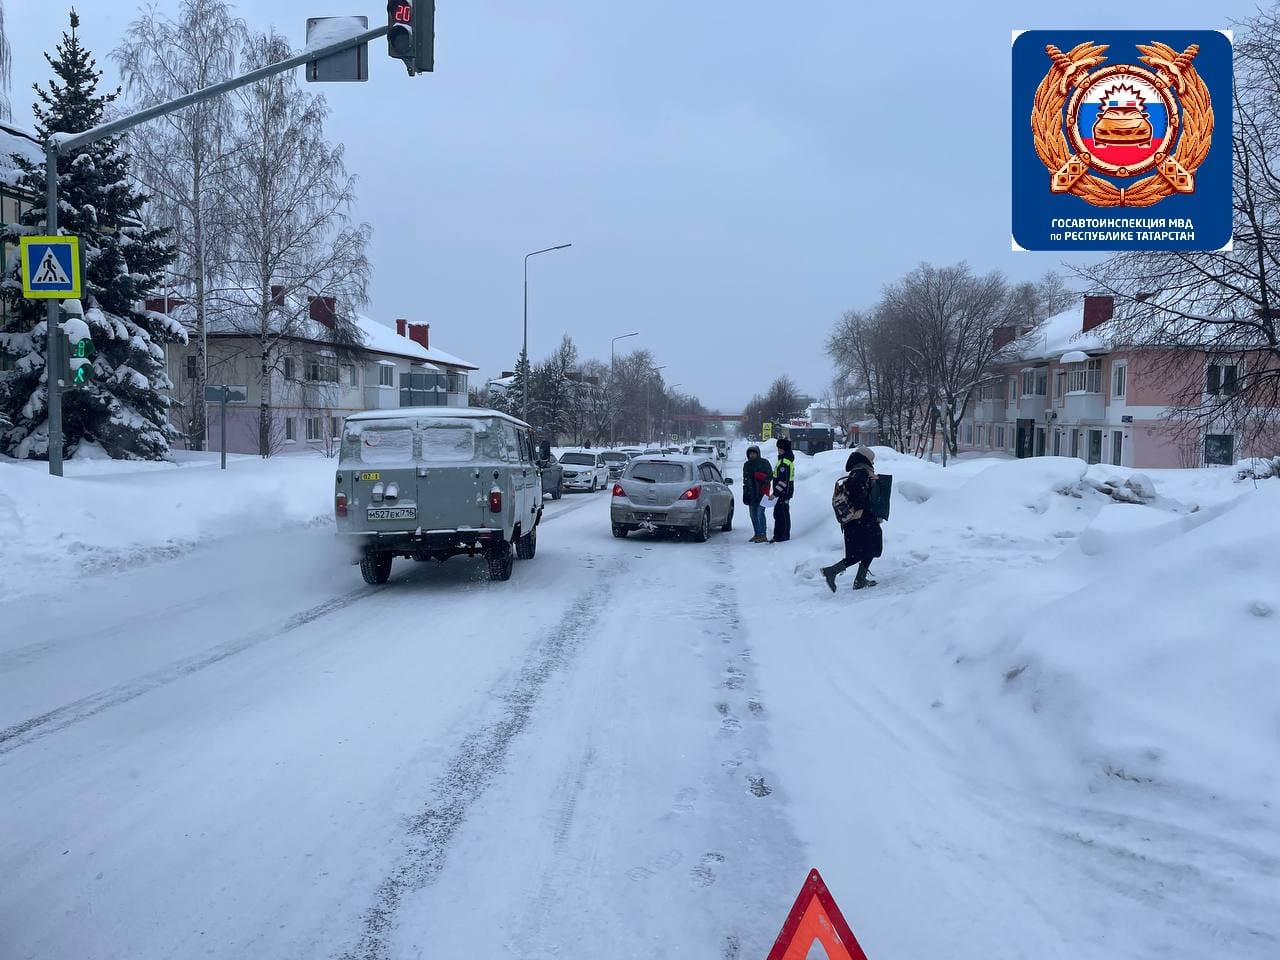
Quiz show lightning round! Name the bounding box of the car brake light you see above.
[612,483,624,497]
[335,492,348,517]
[680,485,701,501]
[489,489,502,513]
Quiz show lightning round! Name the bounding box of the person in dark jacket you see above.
[822,445,882,590]
[771,437,795,542]
[741,445,773,543]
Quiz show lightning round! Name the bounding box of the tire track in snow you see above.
[0,586,377,755]
[337,579,615,960]
[0,503,595,755]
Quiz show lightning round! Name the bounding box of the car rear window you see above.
[421,422,480,462]
[601,453,626,463]
[341,423,415,465]
[560,453,595,465]
[626,461,690,483]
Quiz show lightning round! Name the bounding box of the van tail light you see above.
[335,492,348,518]
[612,483,625,497]
[489,488,502,513]
[680,485,701,501]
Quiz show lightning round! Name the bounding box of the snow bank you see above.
[0,453,335,598]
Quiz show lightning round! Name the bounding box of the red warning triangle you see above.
[764,868,870,960]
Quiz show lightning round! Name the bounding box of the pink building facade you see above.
[956,295,1274,469]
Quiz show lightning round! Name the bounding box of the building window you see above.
[305,354,339,383]
[1021,368,1047,396]
[378,364,394,387]
[330,416,341,438]
[1066,359,1102,394]
[1070,429,1080,458]
[346,365,359,388]
[447,370,468,395]
[964,423,972,444]
[185,355,199,380]
[285,417,296,442]
[1204,433,1234,465]
[1206,362,1238,396]
[283,356,295,381]
[1054,370,1066,405]
[1112,362,1127,399]
[996,425,1005,448]
[306,416,323,441]
[1053,430,1062,456]
[1111,430,1123,465]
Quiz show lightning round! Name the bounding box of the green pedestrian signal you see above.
[69,336,94,385]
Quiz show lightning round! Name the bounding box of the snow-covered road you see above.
[2,447,1277,960]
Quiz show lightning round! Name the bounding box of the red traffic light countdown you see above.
[387,0,415,61]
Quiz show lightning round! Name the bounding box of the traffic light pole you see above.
[45,143,63,477]
[41,22,391,475]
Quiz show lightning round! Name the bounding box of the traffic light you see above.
[68,333,94,385]
[386,0,433,74]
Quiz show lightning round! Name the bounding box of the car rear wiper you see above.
[632,476,656,483]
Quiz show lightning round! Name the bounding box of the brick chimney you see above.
[992,325,1018,350]
[1082,294,1114,333]
[396,318,408,337]
[144,296,186,313]
[308,295,337,327]
[271,284,285,307]
[408,322,430,350]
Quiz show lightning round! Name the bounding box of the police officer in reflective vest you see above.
[771,437,795,543]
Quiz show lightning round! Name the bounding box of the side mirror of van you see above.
[537,440,552,462]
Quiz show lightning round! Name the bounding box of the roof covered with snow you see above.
[353,316,477,370]
[1012,303,1107,363]
[346,406,528,426]
[0,121,43,188]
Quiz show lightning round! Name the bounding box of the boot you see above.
[853,562,877,590]
[821,559,849,593]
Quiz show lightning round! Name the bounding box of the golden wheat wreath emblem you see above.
[1031,40,1214,207]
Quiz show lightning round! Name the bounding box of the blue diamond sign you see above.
[19,235,82,299]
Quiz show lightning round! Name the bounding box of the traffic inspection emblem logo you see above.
[1032,40,1211,207]
[1012,30,1231,252]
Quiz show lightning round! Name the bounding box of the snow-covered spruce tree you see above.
[0,10,182,460]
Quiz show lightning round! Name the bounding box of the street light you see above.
[523,242,572,423]
[665,384,682,442]
[609,332,639,445]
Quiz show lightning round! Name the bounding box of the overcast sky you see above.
[5,0,1254,411]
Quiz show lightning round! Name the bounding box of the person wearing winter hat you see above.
[771,436,795,542]
[822,445,883,590]
[741,444,773,543]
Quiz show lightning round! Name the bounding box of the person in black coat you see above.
[741,445,773,542]
[822,445,882,590]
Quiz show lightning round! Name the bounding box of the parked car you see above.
[610,454,735,541]
[617,447,644,460]
[599,450,629,481]
[558,450,610,491]
[689,443,717,459]
[536,440,563,500]
[335,408,542,584]
[710,438,729,461]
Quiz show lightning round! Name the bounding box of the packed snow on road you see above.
[1,443,1277,959]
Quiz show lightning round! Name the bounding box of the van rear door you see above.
[344,420,419,532]
[415,418,487,531]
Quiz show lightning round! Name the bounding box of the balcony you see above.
[1016,394,1047,419]
[973,399,1007,422]
[1062,392,1105,422]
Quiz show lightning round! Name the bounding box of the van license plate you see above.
[367,507,416,521]
[359,472,381,481]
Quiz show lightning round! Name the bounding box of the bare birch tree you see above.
[218,29,371,456]
[114,0,248,449]
[1076,8,1280,457]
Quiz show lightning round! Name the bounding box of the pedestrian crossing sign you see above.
[19,235,81,299]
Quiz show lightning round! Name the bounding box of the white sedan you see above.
[557,450,610,492]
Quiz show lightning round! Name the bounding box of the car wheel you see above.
[516,526,537,559]
[612,524,629,539]
[693,509,710,543]
[721,507,733,532]
[590,477,598,492]
[360,552,393,585]
[487,542,515,581]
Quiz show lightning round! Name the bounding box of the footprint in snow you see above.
[690,852,726,887]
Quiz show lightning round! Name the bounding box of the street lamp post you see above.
[609,331,639,445]
[523,243,572,424]
[665,383,682,441]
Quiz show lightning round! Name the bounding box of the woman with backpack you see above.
[821,445,882,591]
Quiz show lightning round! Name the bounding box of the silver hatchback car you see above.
[610,455,735,541]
